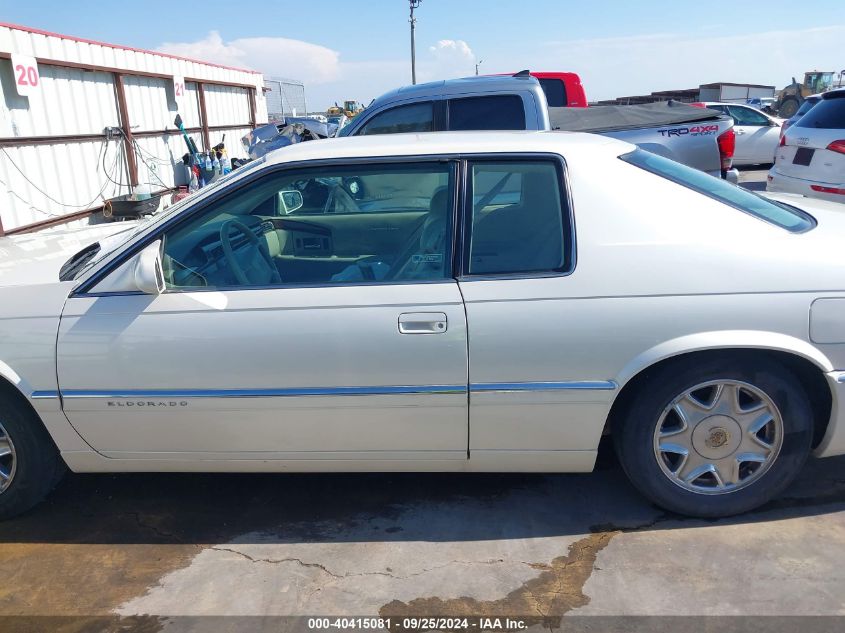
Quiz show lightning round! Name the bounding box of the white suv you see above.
[768,89,845,203]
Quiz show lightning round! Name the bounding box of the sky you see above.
[1,0,844,111]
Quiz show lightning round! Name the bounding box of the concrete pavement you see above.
[0,444,843,630]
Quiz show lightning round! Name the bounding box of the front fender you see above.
[0,282,92,453]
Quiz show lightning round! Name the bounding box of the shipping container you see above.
[698,82,776,104]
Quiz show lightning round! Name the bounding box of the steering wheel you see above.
[219,219,281,286]
[323,183,362,214]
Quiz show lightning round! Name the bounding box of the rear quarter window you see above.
[621,149,815,233]
[796,95,845,130]
[448,95,526,131]
[539,79,568,107]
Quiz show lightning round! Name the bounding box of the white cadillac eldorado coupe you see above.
[1,131,845,519]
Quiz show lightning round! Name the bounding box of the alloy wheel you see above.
[653,380,784,495]
[0,420,16,494]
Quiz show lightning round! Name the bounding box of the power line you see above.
[0,138,125,220]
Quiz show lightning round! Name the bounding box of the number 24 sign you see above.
[11,53,40,97]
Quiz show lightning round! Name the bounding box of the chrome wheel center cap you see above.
[706,427,730,449]
[692,415,742,460]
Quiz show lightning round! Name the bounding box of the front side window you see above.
[465,161,569,275]
[358,102,434,135]
[161,162,455,289]
[621,149,815,232]
[448,95,526,131]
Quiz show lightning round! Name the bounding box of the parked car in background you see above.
[768,88,845,202]
[339,73,739,181]
[693,102,784,165]
[242,118,334,159]
[746,97,776,113]
[781,94,822,136]
[527,71,588,108]
[326,114,349,135]
[1,131,844,521]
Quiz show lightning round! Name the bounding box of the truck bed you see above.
[549,101,724,133]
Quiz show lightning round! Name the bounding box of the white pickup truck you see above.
[339,73,739,181]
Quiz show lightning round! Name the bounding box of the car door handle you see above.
[398,312,447,334]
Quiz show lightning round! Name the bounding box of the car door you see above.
[727,105,779,164]
[456,156,609,472]
[56,159,469,462]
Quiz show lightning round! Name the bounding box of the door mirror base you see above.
[85,240,165,295]
[134,240,166,295]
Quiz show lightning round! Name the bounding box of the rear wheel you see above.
[613,358,813,517]
[0,394,66,520]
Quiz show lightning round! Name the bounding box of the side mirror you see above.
[133,240,165,294]
[279,190,304,214]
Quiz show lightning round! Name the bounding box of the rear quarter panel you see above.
[460,147,845,454]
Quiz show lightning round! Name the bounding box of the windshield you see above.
[621,149,816,233]
[63,157,267,281]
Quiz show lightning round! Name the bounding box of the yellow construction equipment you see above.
[774,71,842,118]
[327,100,365,118]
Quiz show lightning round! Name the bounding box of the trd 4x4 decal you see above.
[657,125,719,137]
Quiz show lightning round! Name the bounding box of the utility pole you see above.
[409,0,422,84]
[475,59,484,76]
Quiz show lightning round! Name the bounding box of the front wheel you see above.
[613,359,813,517]
[778,97,800,119]
[0,394,66,520]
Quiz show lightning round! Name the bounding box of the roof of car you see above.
[822,88,845,99]
[369,74,541,106]
[261,131,632,167]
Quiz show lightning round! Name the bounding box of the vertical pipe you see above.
[248,87,257,128]
[113,73,138,189]
[197,83,211,151]
[410,1,417,85]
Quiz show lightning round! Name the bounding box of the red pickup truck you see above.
[530,71,588,108]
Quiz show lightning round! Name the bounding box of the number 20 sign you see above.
[11,53,40,97]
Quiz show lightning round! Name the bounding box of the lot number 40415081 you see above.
[11,53,40,97]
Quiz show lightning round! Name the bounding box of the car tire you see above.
[0,393,66,520]
[613,357,813,518]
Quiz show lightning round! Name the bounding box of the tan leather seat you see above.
[470,170,564,274]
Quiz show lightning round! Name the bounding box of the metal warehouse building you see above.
[0,22,269,235]
[264,77,307,120]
